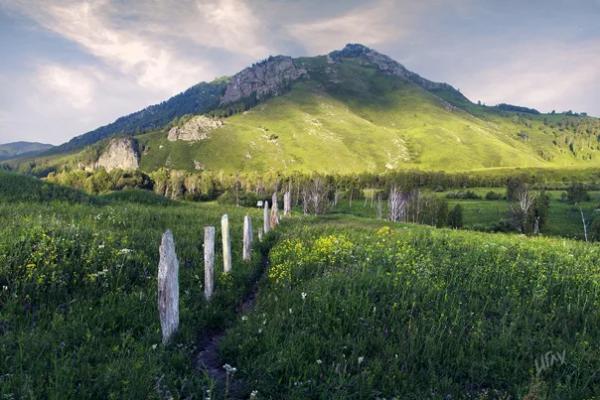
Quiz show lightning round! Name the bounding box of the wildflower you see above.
[241,316,248,321]
[223,364,237,374]
[119,248,133,254]
[250,390,259,399]
[301,292,307,301]
[316,359,322,365]
[289,308,293,314]
[98,244,105,249]
[151,344,157,350]
[358,356,365,365]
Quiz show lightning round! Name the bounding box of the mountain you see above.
[0,141,54,161]
[11,44,600,175]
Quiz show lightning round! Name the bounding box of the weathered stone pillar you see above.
[204,226,215,300]
[158,230,179,344]
[243,215,253,261]
[221,214,232,273]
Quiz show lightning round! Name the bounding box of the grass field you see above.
[0,172,264,399]
[221,218,600,399]
[2,171,599,399]
[328,188,600,240]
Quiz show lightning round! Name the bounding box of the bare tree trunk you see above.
[204,226,215,300]
[221,214,231,273]
[243,215,252,261]
[158,230,179,344]
[388,186,407,222]
[579,206,589,242]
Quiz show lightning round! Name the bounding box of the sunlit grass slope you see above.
[136,58,600,173]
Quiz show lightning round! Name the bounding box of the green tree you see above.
[447,204,463,229]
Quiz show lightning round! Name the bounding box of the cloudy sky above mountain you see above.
[1,0,599,144]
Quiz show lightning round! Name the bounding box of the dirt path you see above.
[194,257,267,394]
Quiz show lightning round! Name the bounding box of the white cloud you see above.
[6,0,215,93]
[37,64,97,109]
[459,41,600,113]
[286,0,418,54]
[194,0,270,58]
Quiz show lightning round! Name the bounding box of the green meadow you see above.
[1,171,599,399]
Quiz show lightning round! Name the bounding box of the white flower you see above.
[241,316,248,321]
[316,359,322,365]
[289,308,293,314]
[358,356,365,365]
[223,363,237,374]
[250,390,259,399]
[98,244,105,249]
[301,292,307,301]
[151,344,157,350]
[119,248,133,254]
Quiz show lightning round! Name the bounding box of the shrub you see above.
[485,191,503,200]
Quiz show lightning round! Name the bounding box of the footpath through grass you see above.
[221,217,600,399]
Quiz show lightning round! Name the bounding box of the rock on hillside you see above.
[95,137,140,171]
[220,56,308,105]
[167,115,223,142]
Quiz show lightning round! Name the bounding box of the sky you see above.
[0,0,599,145]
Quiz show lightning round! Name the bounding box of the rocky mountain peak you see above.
[220,55,308,105]
[329,43,454,92]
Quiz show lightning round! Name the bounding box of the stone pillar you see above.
[158,230,179,344]
[204,226,215,300]
[243,215,253,261]
[221,214,232,273]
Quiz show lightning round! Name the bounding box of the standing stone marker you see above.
[270,192,280,227]
[221,214,232,273]
[204,226,215,301]
[243,215,253,261]
[263,201,270,233]
[284,191,291,216]
[258,227,264,242]
[158,230,179,344]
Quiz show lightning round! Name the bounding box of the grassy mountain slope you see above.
[136,58,600,173]
[9,44,600,175]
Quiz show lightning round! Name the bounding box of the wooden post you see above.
[283,191,291,216]
[270,192,279,227]
[221,214,232,273]
[263,201,270,233]
[158,230,179,344]
[204,226,215,300]
[243,215,253,261]
[258,227,263,242]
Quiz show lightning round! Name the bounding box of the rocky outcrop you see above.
[95,137,139,171]
[220,56,307,105]
[167,115,223,142]
[329,43,455,92]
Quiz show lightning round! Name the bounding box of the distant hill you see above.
[0,141,54,161]
[12,43,600,175]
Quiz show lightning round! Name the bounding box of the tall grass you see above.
[0,174,264,398]
[221,221,600,399]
